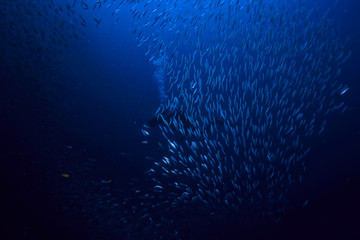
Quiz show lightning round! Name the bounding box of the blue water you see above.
[1,0,360,239]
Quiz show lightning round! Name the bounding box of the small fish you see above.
[94,18,102,27]
[340,87,349,95]
[61,173,70,178]
[141,129,150,136]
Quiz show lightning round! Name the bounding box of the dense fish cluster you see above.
[0,0,137,75]
[153,54,169,104]
[133,0,351,238]
[0,0,84,75]
[1,0,351,239]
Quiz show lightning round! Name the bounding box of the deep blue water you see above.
[1,0,360,239]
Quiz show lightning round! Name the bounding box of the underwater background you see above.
[1,0,360,239]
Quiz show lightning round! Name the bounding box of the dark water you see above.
[1,0,360,239]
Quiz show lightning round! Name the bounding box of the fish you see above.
[340,87,349,95]
[141,129,150,136]
[4,0,347,238]
[94,17,102,27]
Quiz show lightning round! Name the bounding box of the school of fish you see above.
[134,0,351,238]
[1,0,351,239]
